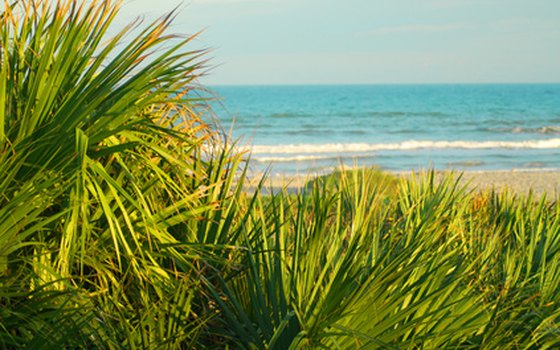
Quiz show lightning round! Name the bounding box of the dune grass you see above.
[1,1,560,349]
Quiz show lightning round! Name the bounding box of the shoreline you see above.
[247,168,560,198]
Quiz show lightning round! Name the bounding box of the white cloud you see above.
[426,0,504,9]
[364,23,466,36]
[491,18,532,29]
[491,18,560,31]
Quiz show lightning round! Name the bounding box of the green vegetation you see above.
[1,1,559,348]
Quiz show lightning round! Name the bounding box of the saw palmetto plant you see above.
[1,1,559,349]
[0,0,246,347]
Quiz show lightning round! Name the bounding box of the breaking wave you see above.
[248,138,560,155]
[484,126,560,135]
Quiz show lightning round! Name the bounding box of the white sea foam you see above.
[489,126,560,134]
[254,155,340,163]
[537,126,560,134]
[248,138,560,155]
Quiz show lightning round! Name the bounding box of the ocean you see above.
[208,84,560,175]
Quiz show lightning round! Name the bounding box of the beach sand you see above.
[248,169,560,198]
[435,170,560,198]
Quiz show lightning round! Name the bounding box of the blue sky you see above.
[119,0,560,85]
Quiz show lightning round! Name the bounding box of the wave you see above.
[254,155,342,163]
[448,160,486,167]
[262,111,452,119]
[248,138,560,155]
[484,126,560,135]
[270,112,313,119]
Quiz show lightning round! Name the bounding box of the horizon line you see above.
[205,81,560,87]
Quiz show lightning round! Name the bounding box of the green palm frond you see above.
[0,0,246,347]
[2,1,559,349]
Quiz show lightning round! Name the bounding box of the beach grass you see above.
[1,1,560,349]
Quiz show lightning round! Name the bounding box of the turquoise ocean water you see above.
[209,84,560,175]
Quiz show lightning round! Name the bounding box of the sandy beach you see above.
[249,169,560,198]
[433,170,560,198]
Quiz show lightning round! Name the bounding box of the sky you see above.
[117,0,560,85]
